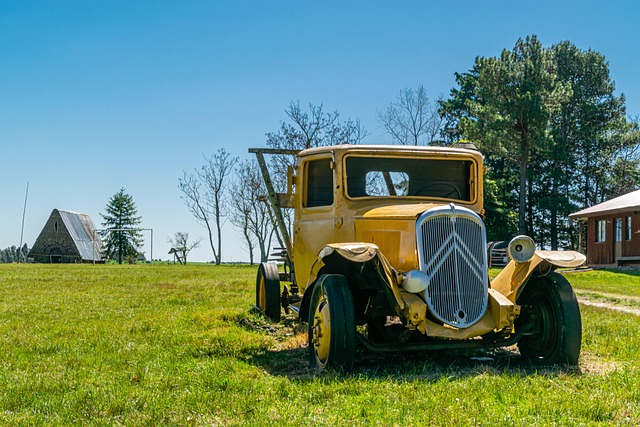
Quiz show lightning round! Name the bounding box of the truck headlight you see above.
[507,235,535,263]
[402,270,430,293]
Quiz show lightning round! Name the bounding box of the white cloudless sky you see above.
[2,1,639,262]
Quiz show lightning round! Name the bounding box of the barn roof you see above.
[57,209,102,261]
[569,189,640,220]
[29,209,103,262]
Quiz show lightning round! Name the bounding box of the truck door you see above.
[293,156,336,289]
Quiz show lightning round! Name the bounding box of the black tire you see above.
[308,275,356,372]
[256,262,281,322]
[516,272,582,366]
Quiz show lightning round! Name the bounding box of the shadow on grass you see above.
[239,312,582,381]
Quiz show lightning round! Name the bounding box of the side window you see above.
[305,159,334,207]
[626,216,632,240]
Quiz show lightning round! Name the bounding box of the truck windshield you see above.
[345,156,473,202]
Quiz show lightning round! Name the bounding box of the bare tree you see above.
[228,160,276,264]
[179,148,238,265]
[378,85,444,145]
[268,101,368,151]
[167,232,203,264]
[266,101,369,190]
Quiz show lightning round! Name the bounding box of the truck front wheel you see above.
[308,274,356,372]
[516,272,582,366]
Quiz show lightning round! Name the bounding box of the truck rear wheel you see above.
[516,272,581,366]
[308,274,356,372]
[256,262,281,322]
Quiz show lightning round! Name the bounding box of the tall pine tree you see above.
[440,36,636,248]
[101,188,143,264]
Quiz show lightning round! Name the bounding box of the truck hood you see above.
[356,203,443,220]
[354,203,441,271]
[353,202,481,272]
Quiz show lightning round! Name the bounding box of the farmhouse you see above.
[29,209,103,263]
[569,189,640,266]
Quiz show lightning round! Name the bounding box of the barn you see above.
[569,189,640,266]
[29,209,104,263]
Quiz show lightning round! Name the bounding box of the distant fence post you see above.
[93,228,154,265]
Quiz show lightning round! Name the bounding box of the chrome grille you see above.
[416,204,488,328]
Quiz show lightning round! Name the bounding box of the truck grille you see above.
[416,204,488,328]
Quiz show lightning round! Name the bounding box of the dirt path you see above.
[575,289,640,303]
[576,289,640,316]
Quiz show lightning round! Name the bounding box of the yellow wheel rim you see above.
[258,276,266,311]
[312,294,331,367]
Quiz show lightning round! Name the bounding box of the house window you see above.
[596,220,607,243]
[626,216,633,240]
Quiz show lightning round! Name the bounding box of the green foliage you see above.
[565,268,640,297]
[101,188,144,264]
[0,264,639,425]
[441,36,638,249]
[0,244,28,263]
[484,175,518,242]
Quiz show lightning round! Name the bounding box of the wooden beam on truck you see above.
[249,148,298,265]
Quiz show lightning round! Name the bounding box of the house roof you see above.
[569,189,640,220]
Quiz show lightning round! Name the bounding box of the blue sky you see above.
[2,1,639,262]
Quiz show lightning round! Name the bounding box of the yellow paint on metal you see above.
[311,294,331,368]
[359,204,441,219]
[490,250,585,303]
[487,288,519,331]
[401,292,427,332]
[258,275,266,311]
[401,288,517,338]
[307,243,406,310]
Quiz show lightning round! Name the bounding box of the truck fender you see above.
[299,243,405,320]
[490,250,585,303]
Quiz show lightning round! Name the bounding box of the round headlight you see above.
[402,270,430,293]
[507,235,535,263]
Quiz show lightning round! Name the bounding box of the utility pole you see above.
[18,182,29,263]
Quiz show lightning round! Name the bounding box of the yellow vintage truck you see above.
[250,144,585,372]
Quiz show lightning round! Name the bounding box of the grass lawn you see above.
[0,263,639,426]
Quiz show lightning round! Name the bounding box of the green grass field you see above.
[1,264,639,426]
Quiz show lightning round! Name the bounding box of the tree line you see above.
[180,35,640,263]
[0,245,29,263]
[440,36,639,248]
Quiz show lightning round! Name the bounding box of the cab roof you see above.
[297,144,483,159]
